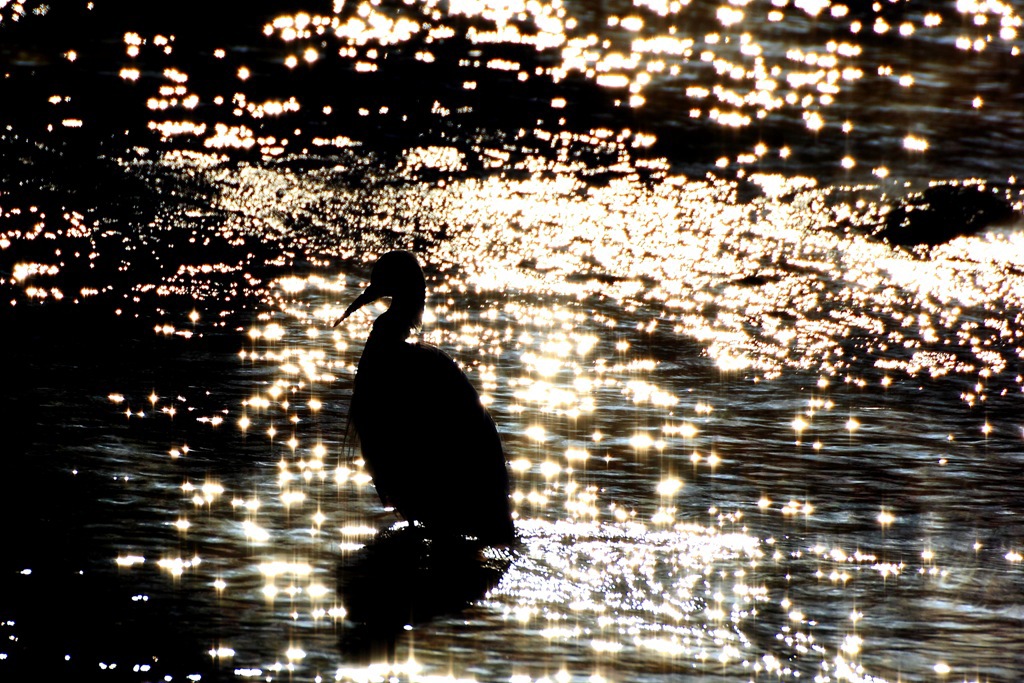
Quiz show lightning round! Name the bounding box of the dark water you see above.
[3,1,1024,681]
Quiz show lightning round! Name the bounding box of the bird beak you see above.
[333,284,381,327]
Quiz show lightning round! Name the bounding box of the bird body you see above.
[337,251,515,546]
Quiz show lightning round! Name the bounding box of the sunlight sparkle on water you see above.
[88,114,1024,683]
[7,0,1024,680]
[115,555,145,568]
[174,0,1010,172]
[656,477,684,496]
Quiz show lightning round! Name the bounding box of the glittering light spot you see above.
[804,112,824,131]
[565,447,589,462]
[629,433,654,450]
[525,425,547,442]
[242,521,270,542]
[841,634,863,655]
[510,458,532,473]
[656,477,683,496]
[259,561,312,578]
[539,461,560,478]
[903,135,929,152]
[717,7,744,26]
[281,490,305,506]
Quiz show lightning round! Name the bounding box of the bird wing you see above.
[350,340,513,543]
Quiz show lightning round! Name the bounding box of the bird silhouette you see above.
[335,251,516,546]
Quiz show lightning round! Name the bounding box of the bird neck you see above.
[370,292,424,341]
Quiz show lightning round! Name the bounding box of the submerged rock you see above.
[875,184,1018,247]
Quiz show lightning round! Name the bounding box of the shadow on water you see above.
[336,524,515,662]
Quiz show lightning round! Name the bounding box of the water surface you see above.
[2,1,1024,682]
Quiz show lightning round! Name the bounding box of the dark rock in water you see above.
[731,274,772,287]
[876,184,1018,247]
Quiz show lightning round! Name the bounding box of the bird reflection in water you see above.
[336,524,513,659]
[334,251,516,653]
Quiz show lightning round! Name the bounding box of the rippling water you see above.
[3,1,1024,682]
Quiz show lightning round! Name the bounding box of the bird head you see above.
[334,251,426,327]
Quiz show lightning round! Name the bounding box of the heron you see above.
[335,251,515,546]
